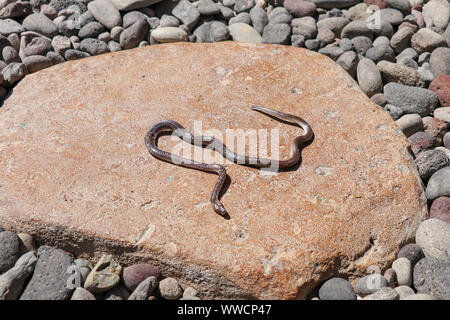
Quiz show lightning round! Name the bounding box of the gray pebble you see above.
[64,48,90,60]
[0,19,25,36]
[0,251,37,300]
[341,20,372,39]
[122,11,147,29]
[262,23,291,45]
[80,38,108,55]
[198,0,221,16]
[0,231,20,274]
[430,47,450,77]
[356,274,388,296]
[318,277,356,300]
[78,21,104,39]
[20,246,74,300]
[291,17,317,39]
[351,36,372,55]
[1,62,28,86]
[383,82,438,117]
[318,46,344,61]
[87,0,121,30]
[194,21,229,42]
[384,104,404,120]
[365,45,395,63]
[336,50,358,78]
[425,167,450,201]
[395,113,423,137]
[229,12,251,25]
[362,287,400,300]
[339,37,352,51]
[250,7,268,34]
[120,19,149,50]
[160,14,179,28]
[413,257,450,299]
[71,287,95,300]
[416,149,449,181]
[107,40,122,52]
[22,13,58,37]
[128,276,158,300]
[172,0,200,30]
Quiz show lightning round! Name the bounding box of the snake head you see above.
[212,202,228,217]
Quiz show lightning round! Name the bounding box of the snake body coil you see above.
[144,106,313,217]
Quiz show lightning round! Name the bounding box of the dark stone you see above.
[0,231,20,274]
[318,277,356,300]
[20,246,74,300]
[398,243,425,267]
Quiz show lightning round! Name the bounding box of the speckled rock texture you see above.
[0,42,428,299]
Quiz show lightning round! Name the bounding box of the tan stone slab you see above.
[0,42,427,299]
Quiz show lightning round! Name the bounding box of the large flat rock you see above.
[0,42,427,299]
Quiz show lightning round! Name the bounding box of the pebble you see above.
[394,285,415,299]
[50,35,71,56]
[341,20,372,39]
[228,23,262,43]
[370,93,386,106]
[418,62,436,85]
[383,82,438,116]
[71,287,96,300]
[413,257,450,299]
[390,27,414,54]
[24,36,53,57]
[64,48,90,60]
[87,0,121,30]
[336,50,359,78]
[291,16,317,39]
[316,17,349,37]
[0,251,37,300]
[120,19,150,50]
[372,36,390,48]
[429,196,450,224]
[395,113,423,137]
[80,38,108,55]
[402,293,439,300]
[22,13,58,38]
[78,21,105,39]
[385,0,410,13]
[103,285,130,300]
[249,7,268,34]
[182,286,200,299]
[434,107,450,124]
[122,11,147,29]
[0,19,25,36]
[1,61,28,86]
[291,34,305,47]
[415,149,449,181]
[430,47,450,77]
[159,277,183,300]
[2,46,20,64]
[425,118,447,146]
[318,277,356,300]
[377,60,424,87]
[408,131,434,155]
[391,257,412,286]
[198,0,221,16]
[110,26,123,42]
[318,46,344,60]
[7,33,19,51]
[362,287,400,300]
[365,44,395,63]
[128,276,158,300]
[316,28,334,46]
[229,12,252,25]
[17,233,36,255]
[83,254,122,294]
[379,8,404,26]
[98,32,111,43]
[355,274,388,296]
[0,1,32,19]
[20,246,74,300]
[411,28,446,54]
[397,56,418,70]
[422,0,450,31]
[383,268,397,288]
[309,0,360,9]
[152,27,188,43]
[122,263,161,292]
[397,243,425,267]
[0,231,21,274]
[418,52,431,65]
[160,14,180,28]
[357,58,382,97]
[425,165,450,200]
[429,75,450,107]
[339,37,353,51]
[351,36,372,55]
[284,0,316,17]
[415,218,450,262]
[107,41,121,52]
[172,0,200,30]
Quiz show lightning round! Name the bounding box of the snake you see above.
[144,106,313,218]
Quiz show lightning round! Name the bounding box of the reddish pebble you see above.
[429,75,450,107]
[408,131,434,155]
[424,118,448,146]
[429,197,450,223]
[122,263,161,291]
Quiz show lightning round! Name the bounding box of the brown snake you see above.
[144,106,313,218]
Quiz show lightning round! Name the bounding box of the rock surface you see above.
[0,42,428,299]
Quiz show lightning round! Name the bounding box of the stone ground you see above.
[0,0,449,300]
